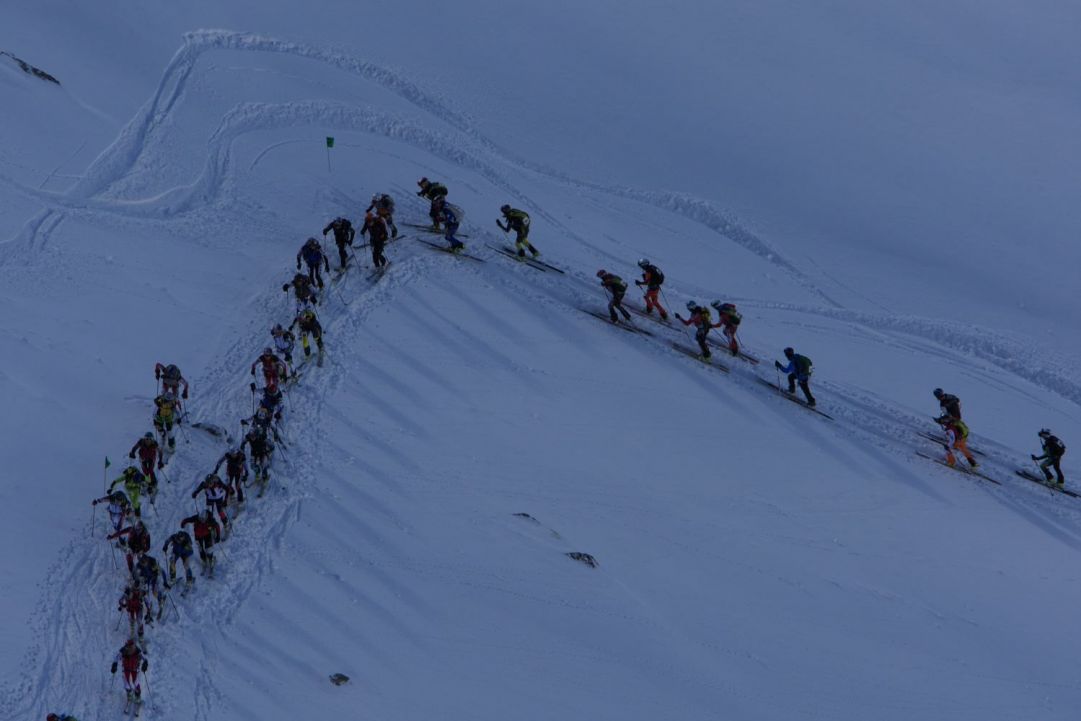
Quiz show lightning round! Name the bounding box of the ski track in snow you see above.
[3,28,1081,719]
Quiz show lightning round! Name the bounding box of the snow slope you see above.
[2,4,1080,720]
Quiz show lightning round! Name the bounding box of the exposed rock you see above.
[1,50,60,85]
[565,551,597,568]
[329,673,350,686]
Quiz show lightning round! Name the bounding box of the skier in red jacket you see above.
[128,432,163,490]
[181,509,222,577]
[111,639,148,712]
[117,584,148,639]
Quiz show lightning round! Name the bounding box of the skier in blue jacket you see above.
[296,237,330,288]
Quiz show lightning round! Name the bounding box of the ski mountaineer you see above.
[595,270,633,323]
[1032,429,1067,486]
[634,259,668,320]
[271,323,296,367]
[109,519,151,574]
[153,390,180,450]
[109,466,148,518]
[283,271,319,312]
[214,447,249,505]
[153,363,189,410]
[322,216,356,270]
[497,204,539,259]
[935,415,978,469]
[133,554,167,620]
[416,177,448,230]
[92,491,131,537]
[443,203,465,253]
[366,193,399,237]
[933,388,962,420]
[241,427,274,491]
[676,302,714,360]
[47,714,80,721]
[180,509,222,577]
[775,347,816,406]
[251,347,288,393]
[709,301,742,357]
[259,386,284,421]
[128,432,163,489]
[117,584,148,639]
[110,639,148,711]
[162,530,195,589]
[296,237,330,289]
[192,473,232,530]
[290,308,325,358]
[361,210,391,270]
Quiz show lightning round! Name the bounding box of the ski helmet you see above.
[933,388,944,398]
[710,300,723,310]
[596,269,607,278]
[686,301,697,311]
[163,389,176,401]
[272,323,283,333]
[263,347,273,356]
[144,431,154,439]
[418,177,429,187]
[306,236,318,246]
[784,347,795,357]
[500,204,511,214]
[637,258,650,269]
[1039,428,1052,438]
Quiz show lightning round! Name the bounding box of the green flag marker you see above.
[326,136,335,148]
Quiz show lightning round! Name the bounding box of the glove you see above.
[155,370,161,380]
[296,261,301,270]
[141,660,148,672]
[674,313,683,321]
[250,368,255,376]
[322,230,327,236]
[191,491,198,499]
[282,284,289,292]
[111,662,117,674]
[635,280,643,286]
[157,462,164,469]
[774,361,783,370]
[182,390,188,399]
[128,452,135,459]
[391,227,398,238]
[1031,454,1038,461]
[416,189,424,196]
[92,499,99,506]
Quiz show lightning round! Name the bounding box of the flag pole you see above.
[325,136,334,172]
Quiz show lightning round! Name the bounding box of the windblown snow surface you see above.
[2,3,1080,720]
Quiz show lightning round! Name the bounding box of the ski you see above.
[401,222,469,238]
[1014,469,1079,497]
[914,451,1001,485]
[498,244,564,273]
[190,422,234,445]
[486,243,547,272]
[755,378,832,418]
[627,306,673,327]
[917,431,985,457]
[580,309,652,336]
[671,342,730,372]
[414,237,486,262]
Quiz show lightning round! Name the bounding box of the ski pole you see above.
[142,669,151,697]
[91,502,97,537]
[249,383,257,416]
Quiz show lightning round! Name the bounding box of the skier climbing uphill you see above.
[162,529,195,589]
[596,270,633,323]
[322,216,355,270]
[443,203,465,253]
[192,473,232,530]
[635,259,667,320]
[710,301,742,356]
[775,347,815,406]
[498,204,539,259]
[128,432,163,488]
[676,302,713,360]
[110,639,148,714]
[109,466,147,518]
[1032,429,1067,486]
[366,193,398,237]
[180,509,222,577]
[935,415,978,469]
[271,323,296,367]
[361,211,391,269]
[283,271,319,311]
[214,447,249,504]
[91,491,130,536]
[291,308,325,358]
[153,363,189,409]
[153,390,180,450]
[416,177,448,230]
[251,347,288,392]
[296,237,330,288]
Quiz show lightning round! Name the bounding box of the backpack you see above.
[647,265,664,285]
[1048,436,1066,457]
[163,364,180,382]
[796,355,813,375]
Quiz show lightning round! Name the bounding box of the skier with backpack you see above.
[214,447,249,505]
[498,204,539,259]
[596,270,633,323]
[322,216,356,270]
[191,473,232,531]
[283,271,319,312]
[117,584,148,639]
[153,363,189,410]
[416,178,448,230]
[935,414,978,469]
[710,301,742,357]
[361,210,391,270]
[133,554,167,621]
[443,203,465,253]
[128,432,163,490]
[634,260,667,320]
[251,347,288,393]
[162,530,195,590]
[676,302,714,360]
[1032,429,1067,486]
[110,639,148,714]
[775,347,816,406]
[271,323,296,368]
[180,509,222,577]
[296,237,330,289]
[153,390,180,450]
[290,308,325,358]
[91,491,131,537]
[241,427,274,494]
[366,193,399,237]
[109,519,151,574]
